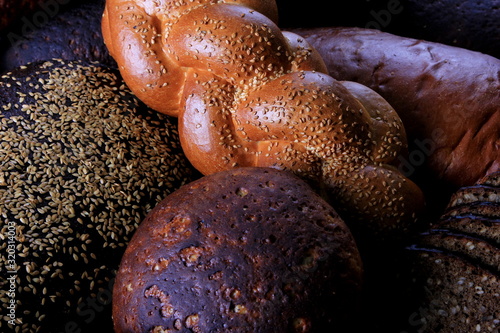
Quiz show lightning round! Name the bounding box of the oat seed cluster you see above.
[0,59,196,332]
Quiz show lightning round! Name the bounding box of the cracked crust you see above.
[112,167,364,332]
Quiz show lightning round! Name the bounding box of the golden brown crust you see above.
[102,0,426,239]
[101,0,279,116]
[102,1,187,115]
[292,27,500,189]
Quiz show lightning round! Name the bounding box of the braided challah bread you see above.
[101,0,425,239]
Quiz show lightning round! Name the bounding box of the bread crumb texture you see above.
[0,59,196,332]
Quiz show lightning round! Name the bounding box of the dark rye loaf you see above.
[0,59,197,332]
[276,0,500,58]
[112,167,364,333]
[386,0,500,59]
[0,0,114,73]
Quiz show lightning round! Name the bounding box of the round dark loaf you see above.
[0,0,114,73]
[0,0,40,33]
[275,0,390,29]
[112,167,364,332]
[276,0,500,59]
[291,27,499,205]
[0,59,197,332]
[0,0,97,37]
[387,0,500,59]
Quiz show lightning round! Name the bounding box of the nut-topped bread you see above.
[112,167,364,332]
[0,59,197,332]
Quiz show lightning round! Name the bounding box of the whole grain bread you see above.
[400,171,500,332]
[0,0,114,73]
[0,59,197,332]
[112,167,364,332]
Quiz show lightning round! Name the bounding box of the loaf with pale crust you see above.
[292,27,500,193]
[101,0,425,241]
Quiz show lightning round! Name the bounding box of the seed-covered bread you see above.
[292,27,499,191]
[102,0,426,243]
[112,167,364,332]
[0,59,198,332]
[401,171,500,333]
